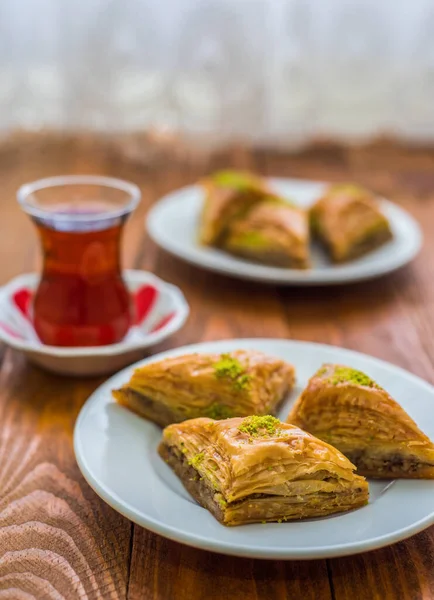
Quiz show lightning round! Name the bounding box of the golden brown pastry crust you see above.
[310,184,392,262]
[224,200,310,268]
[199,171,272,246]
[159,416,369,526]
[287,364,434,479]
[113,350,295,427]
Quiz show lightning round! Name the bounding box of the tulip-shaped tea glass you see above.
[18,175,141,347]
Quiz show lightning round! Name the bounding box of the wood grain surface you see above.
[0,136,433,600]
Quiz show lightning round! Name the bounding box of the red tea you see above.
[33,205,132,347]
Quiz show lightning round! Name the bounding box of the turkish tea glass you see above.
[17,175,141,347]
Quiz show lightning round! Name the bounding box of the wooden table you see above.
[0,137,433,600]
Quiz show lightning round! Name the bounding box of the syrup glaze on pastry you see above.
[199,171,272,246]
[310,184,392,262]
[159,415,369,526]
[224,199,310,268]
[113,350,295,427]
[287,364,434,479]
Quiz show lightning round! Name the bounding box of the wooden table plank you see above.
[0,355,132,599]
[128,530,332,600]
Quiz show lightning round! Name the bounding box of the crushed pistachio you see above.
[235,374,251,391]
[211,170,258,190]
[213,353,251,391]
[205,403,234,420]
[328,366,379,388]
[214,353,244,378]
[239,415,281,437]
[188,452,205,469]
[264,195,296,209]
[329,183,364,196]
[315,366,328,377]
[233,230,268,248]
[215,494,227,509]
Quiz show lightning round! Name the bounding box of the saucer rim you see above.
[0,270,189,357]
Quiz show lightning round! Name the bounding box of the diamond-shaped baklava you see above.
[113,350,295,427]
[310,184,392,262]
[224,199,310,268]
[287,364,434,479]
[159,415,369,526]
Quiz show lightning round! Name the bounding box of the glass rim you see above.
[17,175,141,222]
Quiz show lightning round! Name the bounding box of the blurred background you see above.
[1,0,434,151]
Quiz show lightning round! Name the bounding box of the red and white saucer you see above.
[0,270,189,376]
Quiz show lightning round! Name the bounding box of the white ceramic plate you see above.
[147,178,422,285]
[74,338,434,559]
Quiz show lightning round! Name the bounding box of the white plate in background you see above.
[147,178,422,285]
[74,338,434,559]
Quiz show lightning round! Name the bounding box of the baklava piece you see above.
[287,364,434,479]
[113,350,295,427]
[199,170,272,246]
[159,415,369,526]
[224,199,310,268]
[310,184,392,262]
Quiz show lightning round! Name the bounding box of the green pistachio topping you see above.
[213,353,251,391]
[188,452,205,469]
[234,374,251,390]
[205,403,234,420]
[328,366,379,388]
[211,170,258,190]
[215,494,227,509]
[263,194,296,209]
[234,230,268,248]
[329,183,365,196]
[239,415,281,437]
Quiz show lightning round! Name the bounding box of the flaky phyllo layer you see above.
[198,169,311,268]
[288,364,434,479]
[224,200,310,269]
[113,350,295,427]
[160,416,369,526]
[310,183,392,262]
[199,170,272,246]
